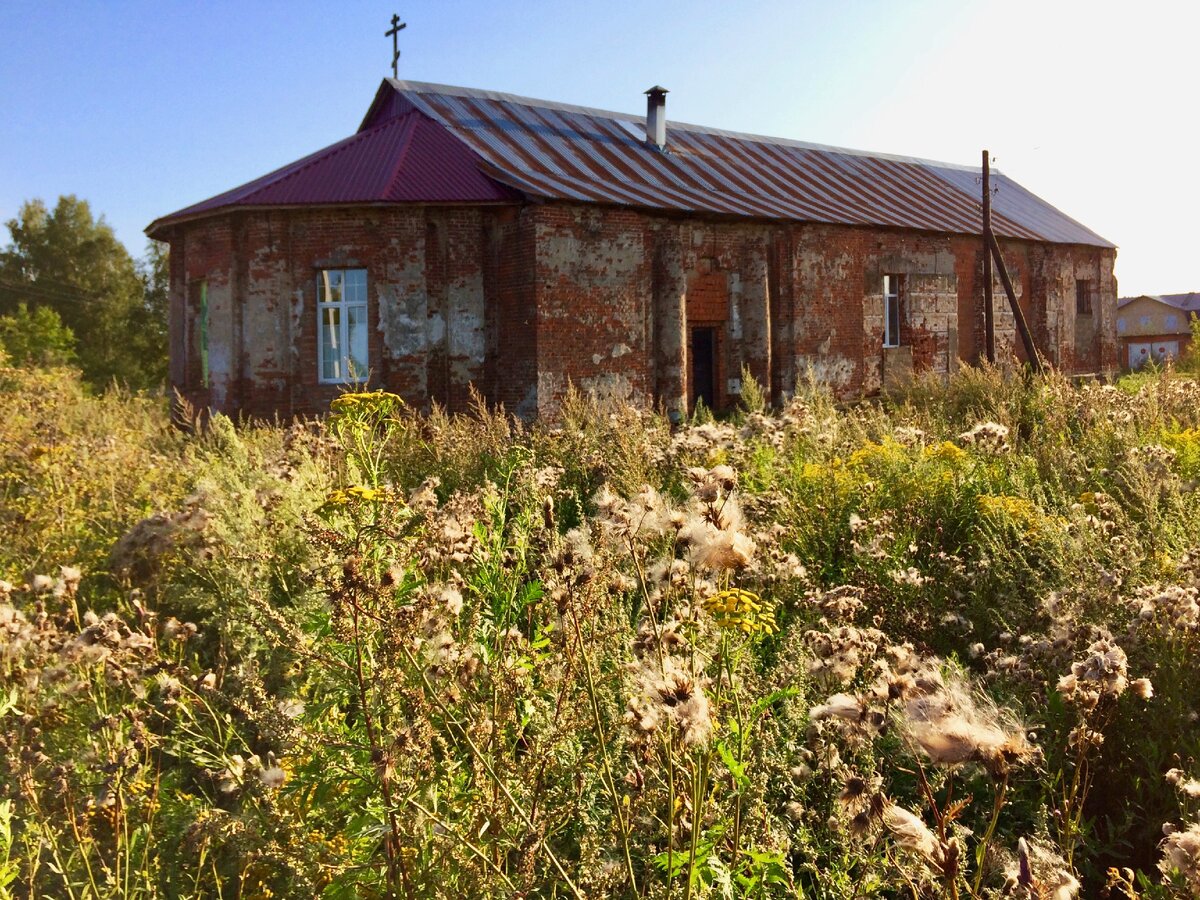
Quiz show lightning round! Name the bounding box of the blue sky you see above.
[2,0,1195,296]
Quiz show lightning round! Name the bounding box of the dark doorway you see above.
[690,326,717,411]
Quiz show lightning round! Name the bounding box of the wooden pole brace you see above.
[986,229,1044,374]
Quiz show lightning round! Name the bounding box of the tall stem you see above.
[567,598,639,894]
[399,642,586,898]
[684,757,700,900]
[724,643,746,866]
[971,772,1008,897]
[348,588,413,900]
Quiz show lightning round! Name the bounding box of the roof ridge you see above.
[387,78,986,173]
[233,112,419,205]
[381,112,423,198]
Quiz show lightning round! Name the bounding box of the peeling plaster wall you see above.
[954,239,1116,375]
[165,199,1117,422]
[171,217,235,413]
[518,207,1115,414]
[167,205,525,420]
[1027,244,1118,372]
[239,215,300,414]
[792,226,862,395]
[531,205,653,416]
[652,226,688,420]
[859,241,960,392]
[529,209,783,416]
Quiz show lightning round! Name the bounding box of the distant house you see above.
[1116,293,1200,369]
[148,80,1119,421]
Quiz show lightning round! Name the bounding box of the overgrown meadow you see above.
[6,357,1200,899]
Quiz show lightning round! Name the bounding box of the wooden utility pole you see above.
[982,150,996,364]
[981,150,1043,374]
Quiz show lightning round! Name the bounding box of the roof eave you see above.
[145,198,524,239]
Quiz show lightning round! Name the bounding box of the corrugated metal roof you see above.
[147,109,516,233]
[150,79,1115,250]
[1119,292,1200,311]
[373,80,1114,249]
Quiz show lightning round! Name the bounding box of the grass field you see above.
[4,359,1200,898]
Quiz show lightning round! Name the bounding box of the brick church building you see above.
[147,79,1118,420]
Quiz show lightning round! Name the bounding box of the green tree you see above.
[0,302,76,367]
[135,238,170,384]
[0,196,166,390]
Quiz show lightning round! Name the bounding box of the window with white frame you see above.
[883,274,902,348]
[317,268,368,383]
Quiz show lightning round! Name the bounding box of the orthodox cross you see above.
[386,13,407,78]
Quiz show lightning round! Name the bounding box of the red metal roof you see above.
[150,79,1114,250]
[147,109,516,233]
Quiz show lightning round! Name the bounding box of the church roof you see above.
[149,79,1114,249]
[146,107,517,234]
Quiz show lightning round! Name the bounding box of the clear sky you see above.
[2,0,1195,297]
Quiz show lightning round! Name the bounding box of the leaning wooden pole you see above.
[987,230,1043,373]
[982,150,996,364]
[982,150,1043,374]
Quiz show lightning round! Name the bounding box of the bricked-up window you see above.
[198,281,209,387]
[1076,279,1093,316]
[187,279,209,388]
[318,269,368,383]
[883,274,902,348]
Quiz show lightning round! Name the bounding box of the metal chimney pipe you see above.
[645,85,668,150]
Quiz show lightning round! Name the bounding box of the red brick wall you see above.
[165,200,1118,421]
[486,207,538,415]
[167,204,533,420]
[685,268,730,410]
[531,205,654,415]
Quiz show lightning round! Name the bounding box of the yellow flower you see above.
[848,439,907,470]
[977,494,1061,538]
[324,485,396,509]
[703,588,777,636]
[923,441,968,464]
[330,390,403,418]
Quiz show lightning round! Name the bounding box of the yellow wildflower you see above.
[330,390,403,418]
[703,588,777,636]
[923,441,968,464]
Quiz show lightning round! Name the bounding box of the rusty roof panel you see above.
[150,79,1115,250]
[394,80,1113,248]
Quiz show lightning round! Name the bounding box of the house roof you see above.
[149,79,1115,249]
[1119,292,1200,311]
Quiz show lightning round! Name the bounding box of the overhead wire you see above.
[0,276,106,306]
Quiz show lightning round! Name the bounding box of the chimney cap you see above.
[644,85,669,98]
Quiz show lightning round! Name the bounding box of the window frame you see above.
[1075,279,1094,316]
[883,274,902,348]
[316,268,369,385]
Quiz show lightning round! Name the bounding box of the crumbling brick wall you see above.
[165,199,1117,422]
[166,205,536,420]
